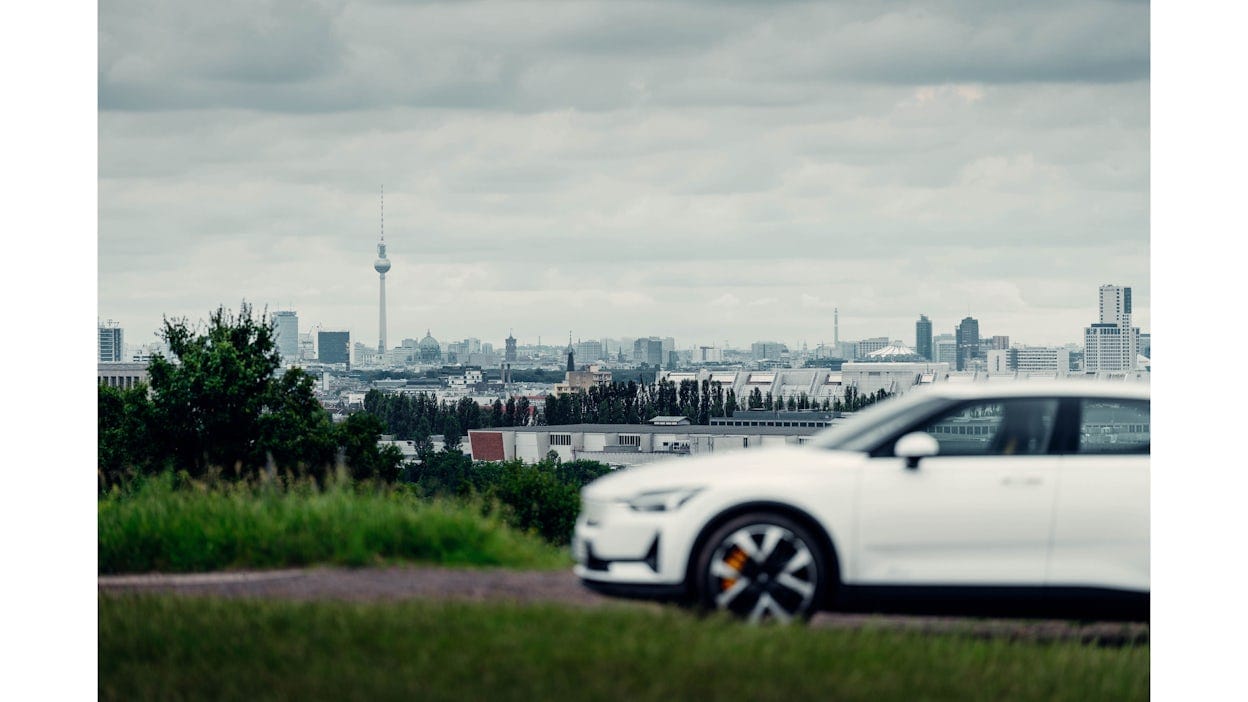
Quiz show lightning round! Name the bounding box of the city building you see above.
[272,310,298,361]
[468,422,825,467]
[505,332,517,363]
[298,332,315,361]
[98,362,148,390]
[840,361,952,396]
[634,337,664,366]
[354,341,381,367]
[575,340,604,363]
[709,410,836,429]
[855,337,890,359]
[554,363,613,395]
[990,335,1010,351]
[418,331,442,363]
[915,315,933,361]
[986,346,1073,374]
[695,346,724,363]
[933,334,957,366]
[317,330,350,367]
[1084,284,1140,373]
[751,341,787,361]
[955,317,980,371]
[99,321,124,363]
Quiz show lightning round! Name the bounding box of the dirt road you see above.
[98,566,1149,646]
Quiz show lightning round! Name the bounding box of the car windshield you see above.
[808,392,948,453]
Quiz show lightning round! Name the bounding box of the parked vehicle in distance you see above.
[574,381,1149,622]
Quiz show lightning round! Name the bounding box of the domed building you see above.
[418,330,442,363]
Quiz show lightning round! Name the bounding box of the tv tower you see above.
[374,186,391,354]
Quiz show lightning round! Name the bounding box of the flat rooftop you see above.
[471,423,827,437]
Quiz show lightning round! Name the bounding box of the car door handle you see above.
[1001,476,1043,487]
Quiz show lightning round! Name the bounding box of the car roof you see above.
[915,379,1149,401]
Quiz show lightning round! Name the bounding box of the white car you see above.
[573,381,1149,622]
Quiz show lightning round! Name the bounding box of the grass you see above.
[98,473,569,573]
[99,595,1149,702]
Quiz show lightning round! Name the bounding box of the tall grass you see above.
[98,473,569,573]
[100,595,1149,702]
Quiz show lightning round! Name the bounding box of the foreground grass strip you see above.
[99,595,1148,702]
[98,476,568,573]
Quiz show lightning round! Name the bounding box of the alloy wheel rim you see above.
[708,524,817,623]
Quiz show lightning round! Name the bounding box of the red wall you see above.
[470,431,505,461]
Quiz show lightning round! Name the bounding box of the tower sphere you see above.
[374,256,391,274]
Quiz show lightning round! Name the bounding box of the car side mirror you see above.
[895,432,939,470]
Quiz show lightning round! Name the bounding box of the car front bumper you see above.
[572,497,694,589]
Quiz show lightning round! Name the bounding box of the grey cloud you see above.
[100,0,1147,113]
[99,0,1149,347]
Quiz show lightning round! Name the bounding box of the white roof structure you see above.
[866,343,918,358]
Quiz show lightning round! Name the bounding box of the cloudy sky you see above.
[99,0,1149,352]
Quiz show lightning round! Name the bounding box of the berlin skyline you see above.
[99,1,1149,349]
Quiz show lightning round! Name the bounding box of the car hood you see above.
[581,445,865,500]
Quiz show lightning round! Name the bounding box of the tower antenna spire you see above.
[374,186,392,355]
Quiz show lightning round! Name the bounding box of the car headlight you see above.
[620,487,703,513]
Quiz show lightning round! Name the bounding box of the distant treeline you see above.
[362,381,892,438]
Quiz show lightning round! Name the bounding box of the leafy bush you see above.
[406,453,614,545]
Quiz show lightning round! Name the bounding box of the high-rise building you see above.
[1099,284,1133,326]
[99,321,124,363]
[933,335,958,366]
[318,330,350,367]
[662,337,676,358]
[990,335,1010,351]
[298,332,315,361]
[751,341,787,361]
[575,340,603,362]
[634,337,664,366]
[855,337,890,359]
[955,317,980,371]
[915,315,933,361]
[1084,284,1140,372]
[273,310,298,361]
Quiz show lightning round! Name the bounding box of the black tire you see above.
[693,512,829,623]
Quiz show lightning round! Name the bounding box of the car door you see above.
[853,397,1061,586]
[1048,397,1150,593]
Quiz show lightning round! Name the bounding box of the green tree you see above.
[98,384,158,487]
[336,412,403,482]
[115,303,392,482]
[442,415,463,452]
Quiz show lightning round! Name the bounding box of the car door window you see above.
[1078,399,1150,455]
[919,398,1059,457]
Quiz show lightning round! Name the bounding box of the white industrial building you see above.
[658,361,1145,404]
[468,422,824,467]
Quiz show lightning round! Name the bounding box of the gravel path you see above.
[98,566,1149,646]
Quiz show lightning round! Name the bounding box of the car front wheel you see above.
[693,513,828,623]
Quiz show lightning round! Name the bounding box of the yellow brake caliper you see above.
[721,546,749,591]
